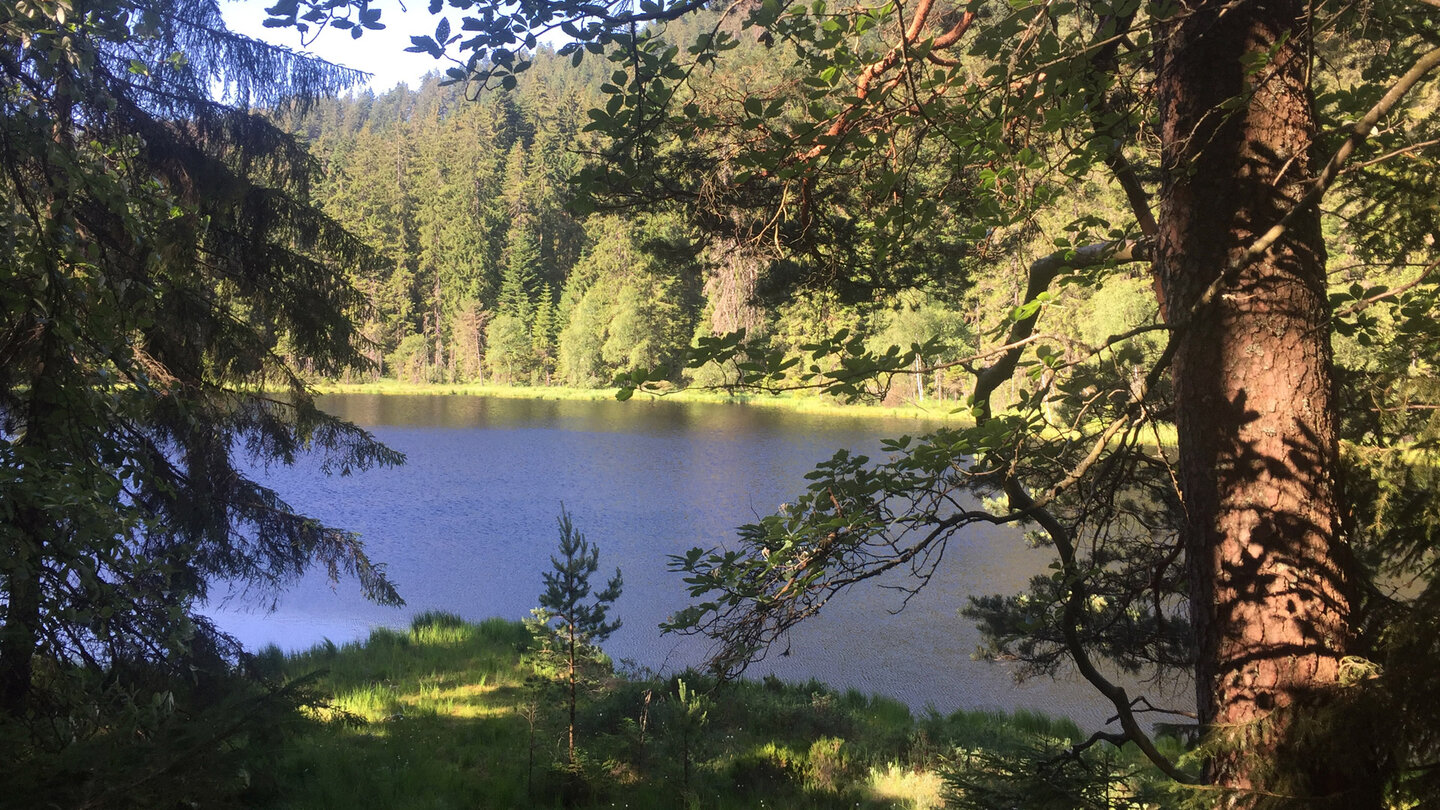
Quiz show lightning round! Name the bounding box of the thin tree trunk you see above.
[432,272,445,375]
[526,709,536,801]
[0,214,71,717]
[0,389,51,714]
[1,354,63,715]
[567,624,577,767]
[1155,0,1372,803]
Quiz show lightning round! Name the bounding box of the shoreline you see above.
[308,379,973,424]
[256,613,1171,808]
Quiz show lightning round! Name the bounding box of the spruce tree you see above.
[0,1,401,799]
[532,283,558,383]
[500,220,541,323]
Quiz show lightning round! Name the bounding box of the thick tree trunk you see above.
[1155,0,1373,804]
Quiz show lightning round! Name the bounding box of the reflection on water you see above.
[209,394,1172,730]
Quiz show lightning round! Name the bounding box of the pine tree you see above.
[526,507,623,770]
[500,220,541,323]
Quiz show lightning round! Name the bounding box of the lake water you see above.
[208,393,1152,730]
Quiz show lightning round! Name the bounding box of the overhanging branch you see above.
[973,238,1152,417]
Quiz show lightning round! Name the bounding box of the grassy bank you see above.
[308,379,971,423]
[307,380,1185,447]
[250,614,1177,810]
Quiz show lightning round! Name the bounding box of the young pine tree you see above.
[527,508,623,769]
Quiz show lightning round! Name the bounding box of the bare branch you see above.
[1343,137,1440,174]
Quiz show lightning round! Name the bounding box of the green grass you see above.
[252,614,536,809]
[307,380,1192,449]
[252,614,1174,810]
[309,379,972,423]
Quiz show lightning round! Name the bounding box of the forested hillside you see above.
[280,40,1153,405]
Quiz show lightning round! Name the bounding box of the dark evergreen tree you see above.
[500,220,542,324]
[0,1,401,801]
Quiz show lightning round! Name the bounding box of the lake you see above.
[208,393,1151,729]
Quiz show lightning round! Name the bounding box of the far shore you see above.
[308,378,973,423]
[301,380,1186,447]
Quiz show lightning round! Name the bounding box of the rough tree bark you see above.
[1156,0,1371,803]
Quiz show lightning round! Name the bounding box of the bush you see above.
[804,736,857,794]
[726,743,801,796]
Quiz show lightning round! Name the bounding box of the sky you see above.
[221,0,451,92]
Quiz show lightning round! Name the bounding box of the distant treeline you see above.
[273,50,963,402]
[277,35,1159,405]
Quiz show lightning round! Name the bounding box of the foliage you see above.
[339,0,1440,804]
[267,65,989,403]
[526,507,623,770]
[0,0,403,803]
[485,313,533,384]
[272,71,603,388]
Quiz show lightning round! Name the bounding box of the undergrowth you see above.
[252,612,1178,809]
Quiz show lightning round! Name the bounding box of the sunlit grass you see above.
[255,614,1150,809]
[259,614,535,809]
[308,379,972,422]
[867,763,945,809]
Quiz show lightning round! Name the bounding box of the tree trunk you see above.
[0,536,41,715]
[0,376,65,715]
[0,250,71,716]
[567,625,577,767]
[1155,0,1372,804]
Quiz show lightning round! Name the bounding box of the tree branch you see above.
[973,238,1152,417]
[1000,477,1194,782]
[959,232,1190,780]
[1342,137,1440,174]
[795,9,976,163]
[1336,256,1440,318]
[1234,45,1440,277]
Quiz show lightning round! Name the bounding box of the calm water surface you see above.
[209,394,1140,729]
